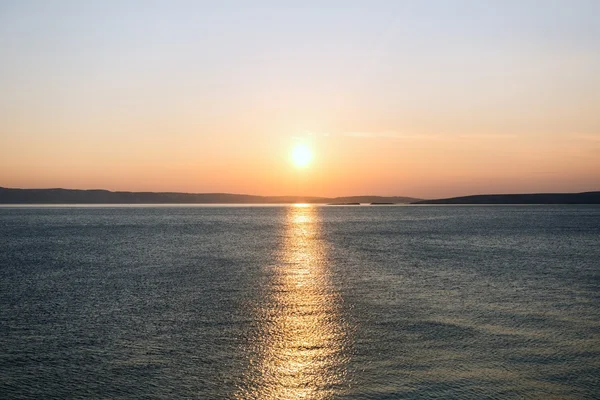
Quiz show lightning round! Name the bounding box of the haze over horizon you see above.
[1,1,599,198]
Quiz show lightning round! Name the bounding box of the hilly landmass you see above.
[3,187,599,205]
[415,191,600,204]
[0,187,420,204]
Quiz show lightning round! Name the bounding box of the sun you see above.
[291,144,312,167]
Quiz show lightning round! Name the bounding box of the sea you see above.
[0,205,599,399]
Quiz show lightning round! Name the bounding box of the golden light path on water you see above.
[237,205,349,399]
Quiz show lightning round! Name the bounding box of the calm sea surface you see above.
[0,205,599,399]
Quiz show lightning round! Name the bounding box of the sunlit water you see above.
[1,205,599,399]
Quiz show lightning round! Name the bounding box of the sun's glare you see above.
[291,144,312,168]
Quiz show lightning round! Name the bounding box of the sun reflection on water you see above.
[238,206,348,399]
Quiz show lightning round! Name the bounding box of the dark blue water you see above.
[1,205,599,399]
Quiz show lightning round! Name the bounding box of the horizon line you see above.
[2,185,600,201]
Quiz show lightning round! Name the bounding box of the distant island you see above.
[0,187,419,204]
[414,192,600,204]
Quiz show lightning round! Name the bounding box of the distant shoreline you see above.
[1,187,599,205]
[0,187,419,205]
[414,192,600,205]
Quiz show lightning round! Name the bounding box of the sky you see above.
[1,0,599,198]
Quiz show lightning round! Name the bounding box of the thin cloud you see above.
[574,134,600,142]
[344,131,444,140]
[343,131,518,141]
[457,133,518,139]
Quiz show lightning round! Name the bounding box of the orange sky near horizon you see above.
[1,1,599,199]
[3,128,598,199]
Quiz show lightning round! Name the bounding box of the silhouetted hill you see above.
[0,187,419,204]
[414,192,600,204]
